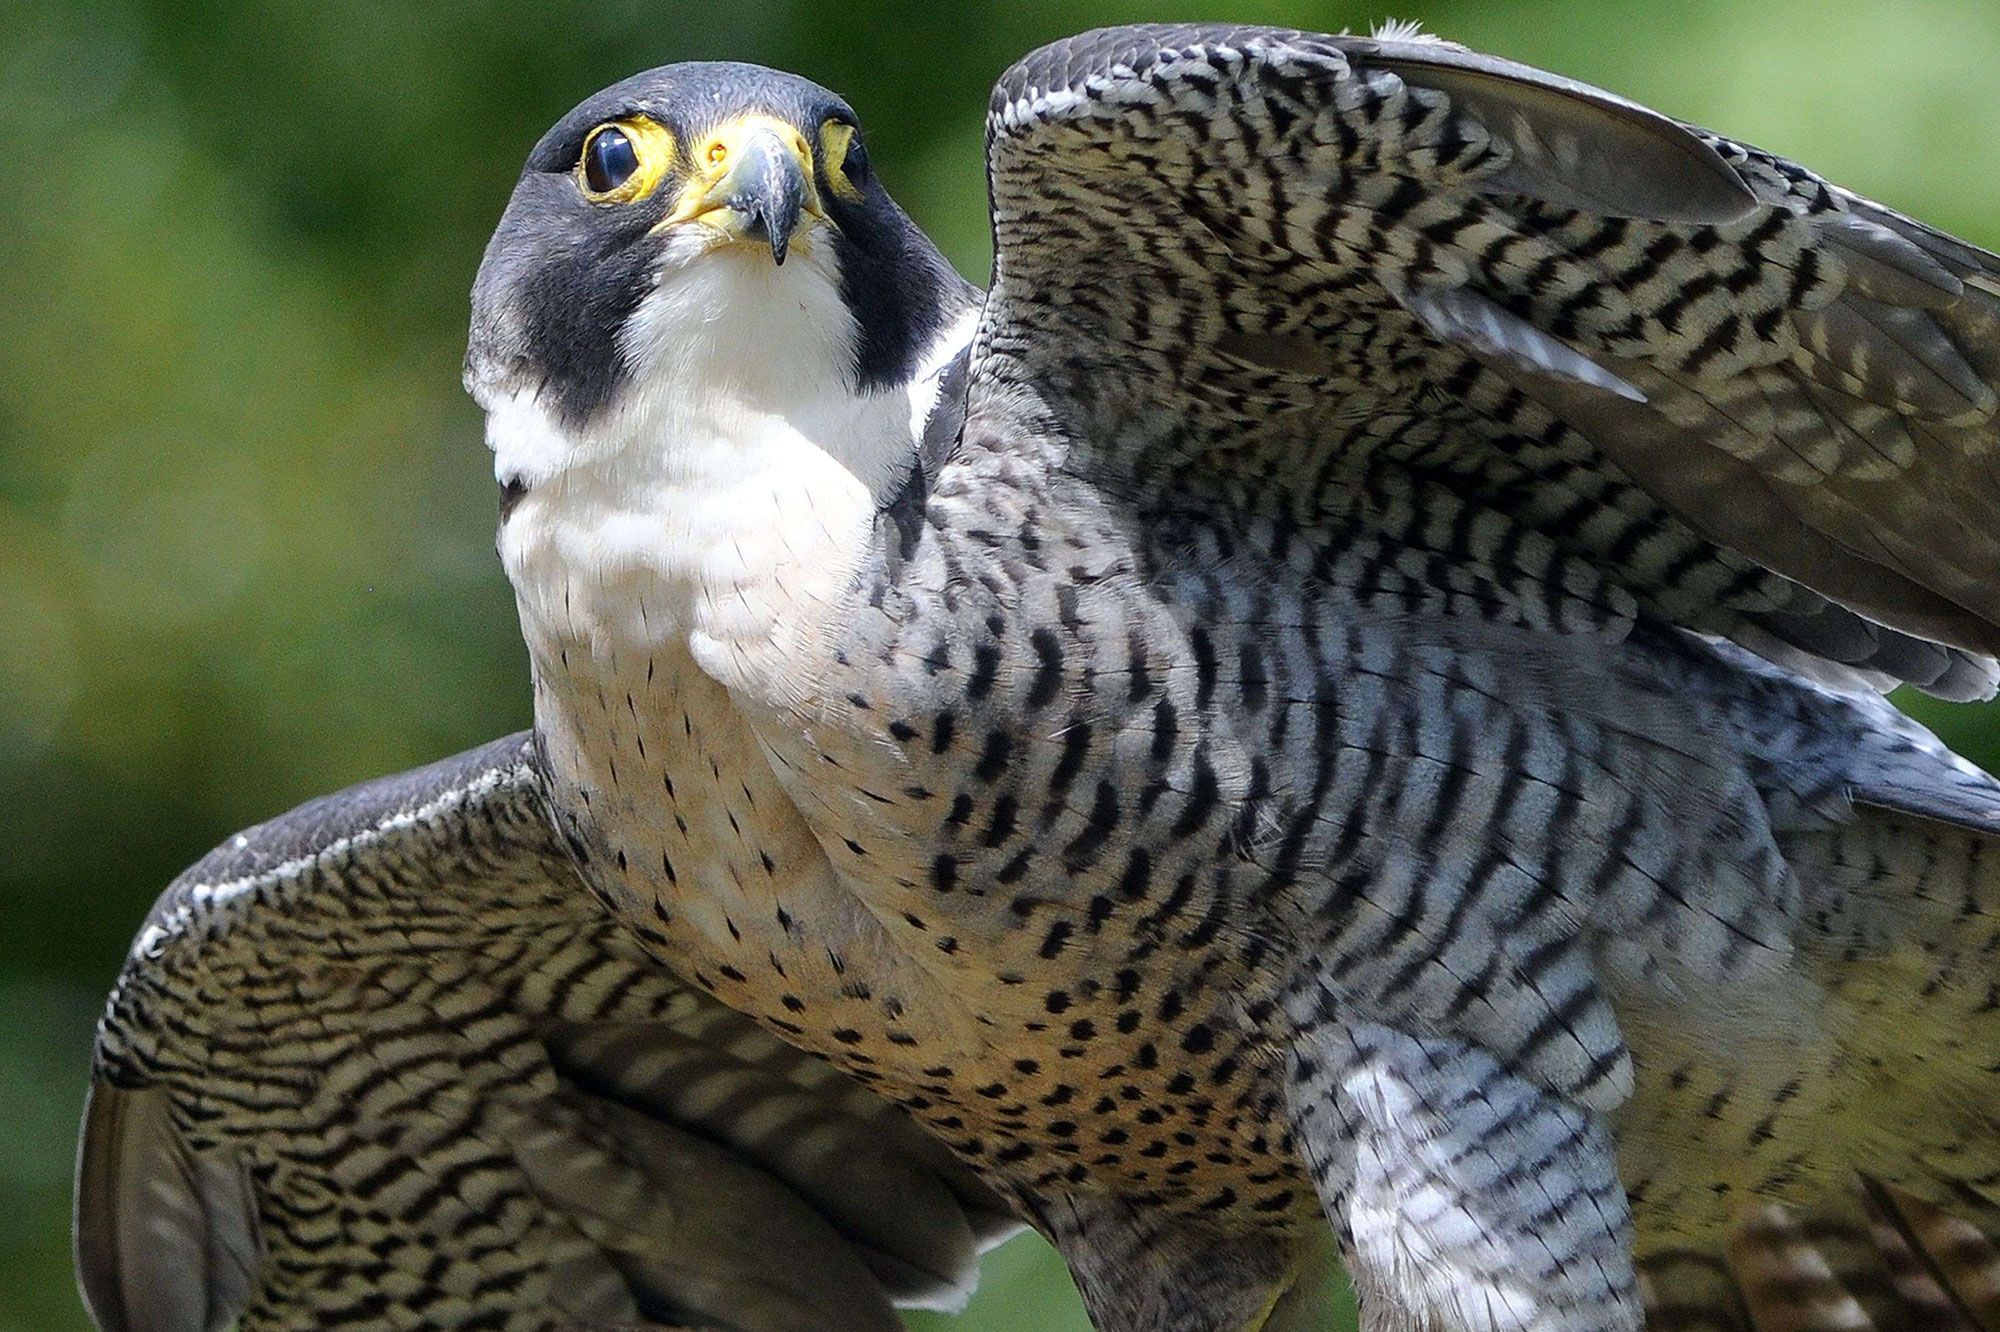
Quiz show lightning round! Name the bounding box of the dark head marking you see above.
[466,62,975,426]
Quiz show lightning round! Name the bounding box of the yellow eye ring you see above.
[576,116,676,205]
[707,141,728,166]
[819,120,866,201]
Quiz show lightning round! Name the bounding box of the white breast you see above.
[474,240,975,1013]
[484,239,973,706]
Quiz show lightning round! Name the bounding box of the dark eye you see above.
[583,126,639,194]
[840,131,869,185]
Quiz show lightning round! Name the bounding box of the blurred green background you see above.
[4,0,2000,1326]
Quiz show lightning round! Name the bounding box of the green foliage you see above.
[3,1,1998,1326]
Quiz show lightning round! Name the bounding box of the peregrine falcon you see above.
[78,24,2000,1332]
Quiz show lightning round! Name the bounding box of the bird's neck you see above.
[491,298,974,705]
[487,291,973,1000]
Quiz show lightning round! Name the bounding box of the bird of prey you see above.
[77,22,2000,1332]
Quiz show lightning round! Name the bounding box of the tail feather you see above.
[1729,1202,1877,1331]
[1862,1189,1982,1332]
[1639,1183,2000,1331]
[1861,1178,2000,1331]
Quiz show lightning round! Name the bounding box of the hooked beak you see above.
[669,118,819,266]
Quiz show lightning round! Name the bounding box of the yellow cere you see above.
[576,115,677,205]
[696,114,815,180]
[663,113,825,227]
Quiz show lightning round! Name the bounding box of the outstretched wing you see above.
[971,24,2000,1331]
[974,24,2000,699]
[76,733,1017,1332]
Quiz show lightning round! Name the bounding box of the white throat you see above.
[482,237,973,702]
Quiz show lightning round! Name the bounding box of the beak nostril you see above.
[655,118,821,264]
[709,131,810,266]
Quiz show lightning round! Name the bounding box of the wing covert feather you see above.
[978,24,2000,695]
[76,734,1016,1330]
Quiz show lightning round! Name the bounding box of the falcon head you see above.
[466,63,972,493]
